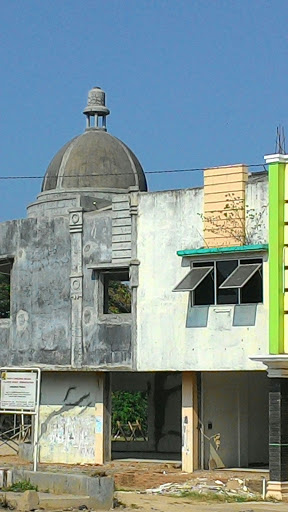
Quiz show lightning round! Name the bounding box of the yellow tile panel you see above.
[204,174,248,185]
[284,314,288,353]
[284,293,288,312]
[284,226,288,245]
[203,164,248,247]
[204,187,245,204]
[204,164,248,177]
[285,173,288,201]
[204,182,246,195]
[285,269,288,290]
[285,203,288,223]
[284,246,288,266]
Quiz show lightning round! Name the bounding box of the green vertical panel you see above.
[269,162,285,354]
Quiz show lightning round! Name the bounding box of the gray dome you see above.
[42,130,147,192]
[41,87,147,192]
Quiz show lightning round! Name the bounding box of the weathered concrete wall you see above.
[0,193,132,369]
[246,172,268,244]
[39,372,108,464]
[0,217,71,366]
[136,178,269,371]
[82,210,132,368]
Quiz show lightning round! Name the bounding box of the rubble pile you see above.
[145,477,262,499]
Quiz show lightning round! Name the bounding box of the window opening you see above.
[193,261,215,306]
[103,270,131,314]
[216,260,238,304]
[0,261,12,319]
[173,257,263,306]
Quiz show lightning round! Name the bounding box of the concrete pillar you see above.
[182,372,198,472]
[95,373,111,465]
[69,208,84,368]
[267,378,288,500]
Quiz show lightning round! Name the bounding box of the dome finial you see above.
[83,87,110,131]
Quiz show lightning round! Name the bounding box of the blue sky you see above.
[1,0,288,221]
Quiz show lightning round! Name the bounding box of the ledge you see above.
[87,259,140,270]
[177,243,268,257]
[250,355,288,378]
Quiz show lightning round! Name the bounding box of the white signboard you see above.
[0,371,37,410]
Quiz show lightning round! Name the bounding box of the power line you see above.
[0,164,267,181]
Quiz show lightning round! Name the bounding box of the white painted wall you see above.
[136,180,269,371]
[246,173,268,244]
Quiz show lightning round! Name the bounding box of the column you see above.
[182,372,198,472]
[267,378,288,499]
[264,153,288,500]
[95,373,111,464]
[69,208,84,368]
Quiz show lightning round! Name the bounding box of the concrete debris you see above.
[144,477,261,499]
[6,490,40,511]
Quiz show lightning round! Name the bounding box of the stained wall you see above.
[136,175,269,371]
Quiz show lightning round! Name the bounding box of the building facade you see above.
[1,87,284,495]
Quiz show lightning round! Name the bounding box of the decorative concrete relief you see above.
[129,191,139,216]
[70,277,83,299]
[69,210,83,233]
[112,195,131,262]
[69,209,84,366]
[83,308,93,325]
[16,310,29,331]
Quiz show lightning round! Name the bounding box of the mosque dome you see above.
[41,87,147,192]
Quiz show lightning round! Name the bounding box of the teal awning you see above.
[177,243,268,257]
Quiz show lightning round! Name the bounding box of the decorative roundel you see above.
[72,279,81,290]
[72,213,80,224]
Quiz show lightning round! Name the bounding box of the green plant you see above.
[3,480,38,493]
[107,280,131,314]
[112,391,148,437]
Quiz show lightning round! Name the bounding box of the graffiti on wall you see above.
[47,414,95,459]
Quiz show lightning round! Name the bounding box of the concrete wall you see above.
[82,211,132,368]
[246,172,268,244]
[0,217,71,366]
[136,177,269,371]
[0,192,132,369]
[202,371,269,468]
[12,469,114,510]
[39,372,108,464]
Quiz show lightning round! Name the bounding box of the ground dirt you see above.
[0,456,268,492]
[115,491,288,512]
[0,455,282,511]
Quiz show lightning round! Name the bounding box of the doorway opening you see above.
[111,372,181,461]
